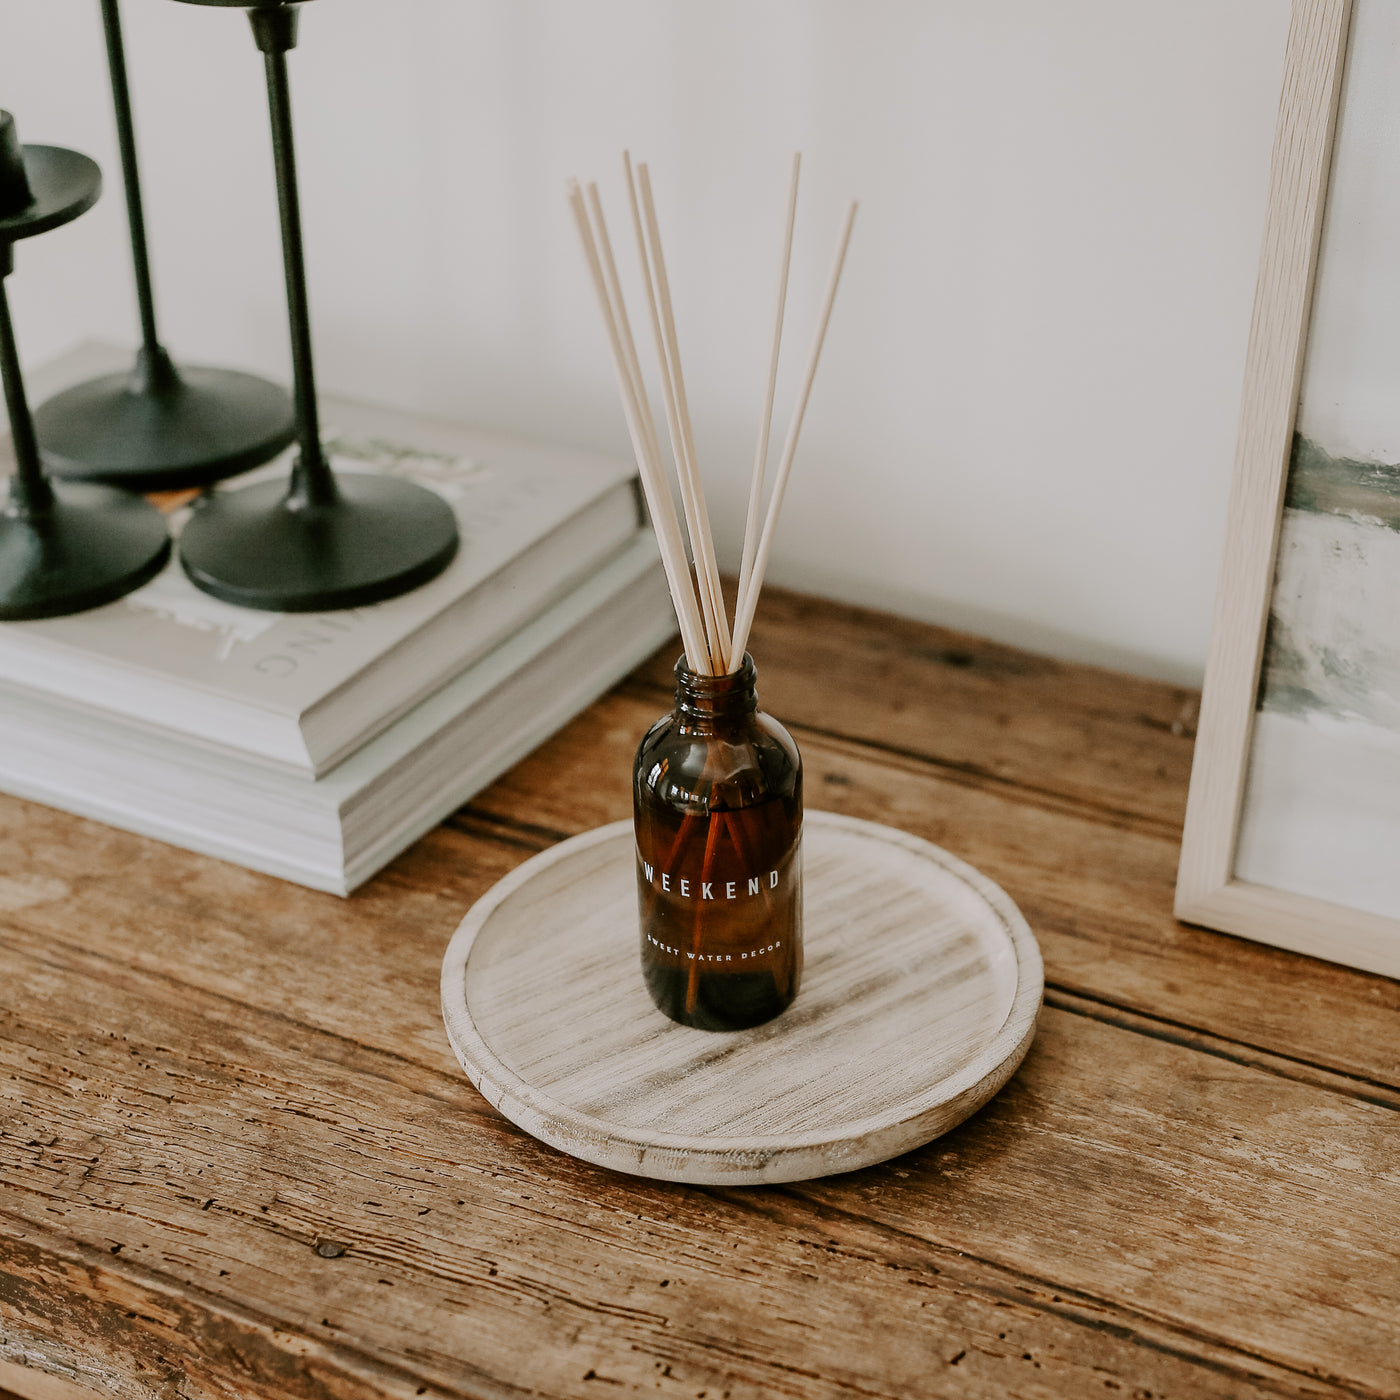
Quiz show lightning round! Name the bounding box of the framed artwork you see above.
[1177,0,1400,979]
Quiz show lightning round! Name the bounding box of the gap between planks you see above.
[0,920,468,1111]
[0,1223,477,1400]
[754,1191,1385,1400]
[1045,988,1400,1113]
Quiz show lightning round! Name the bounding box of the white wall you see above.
[1,0,1290,683]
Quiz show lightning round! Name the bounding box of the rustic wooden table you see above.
[1,588,1396,1400]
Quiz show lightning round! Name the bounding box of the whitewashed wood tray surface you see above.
[440,811,1043,1185]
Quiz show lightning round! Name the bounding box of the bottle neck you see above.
[674,653,758,729]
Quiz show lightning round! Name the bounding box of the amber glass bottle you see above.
[633,653,802,1031]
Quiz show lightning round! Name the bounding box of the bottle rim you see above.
[673,652,757,693]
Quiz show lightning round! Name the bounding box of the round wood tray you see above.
[440,811,1043,1185]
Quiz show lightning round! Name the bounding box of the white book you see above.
[1,343,642,777]
[0,534,676,895]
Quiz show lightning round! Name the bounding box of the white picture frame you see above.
[1176,0,1400,979]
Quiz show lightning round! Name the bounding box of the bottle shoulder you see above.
[634,708,801,808]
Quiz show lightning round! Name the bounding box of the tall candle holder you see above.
[0,112,170,621]
[172,0,459,611]
[34,0,296,492]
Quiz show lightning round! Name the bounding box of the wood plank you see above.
[0,603,1394,1399]
[795,1003,1400,1397]
[469,689,1400,1093]
[0,797,494,1078]
[0,921,1380,1400]
[635,586,1203,833]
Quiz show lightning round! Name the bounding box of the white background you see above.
[1,0,1291,682]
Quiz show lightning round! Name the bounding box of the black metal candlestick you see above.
[173,0,459,612]
[33,0,295,493]
[0,112,170,621]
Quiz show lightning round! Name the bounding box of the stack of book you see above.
[0,346,676,893]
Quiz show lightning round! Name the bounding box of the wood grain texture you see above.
[1,905,1394,1399]
[0,591,1397,1398]
[1177,0,1392,974]
[441,815,1042,1183]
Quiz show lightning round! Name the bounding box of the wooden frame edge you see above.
[1176,0,1358,937]
[1176,881,1400,980]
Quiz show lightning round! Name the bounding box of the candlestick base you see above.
[0,481,171,621]
[178,471,459,612]
[35,353,295,492]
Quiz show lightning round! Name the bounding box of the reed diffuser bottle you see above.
[635,654,802,1030]
[568,150,853,1027]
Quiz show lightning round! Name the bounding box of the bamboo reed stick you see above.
[738,153,801,617]
[628,157,731,673]
[583,180,714,670]
[566,181,710,671]
[584,182,669,514]
[728,199,858,669]
[570,157,855,680]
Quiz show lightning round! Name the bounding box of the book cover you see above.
[1,345,641,770]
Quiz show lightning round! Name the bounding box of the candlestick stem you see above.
[174,0,458,612]
[100,0,168,371]
[0,265,55,518]
[251,6,335,508]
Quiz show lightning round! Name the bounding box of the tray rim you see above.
[440,811,1044,1182]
